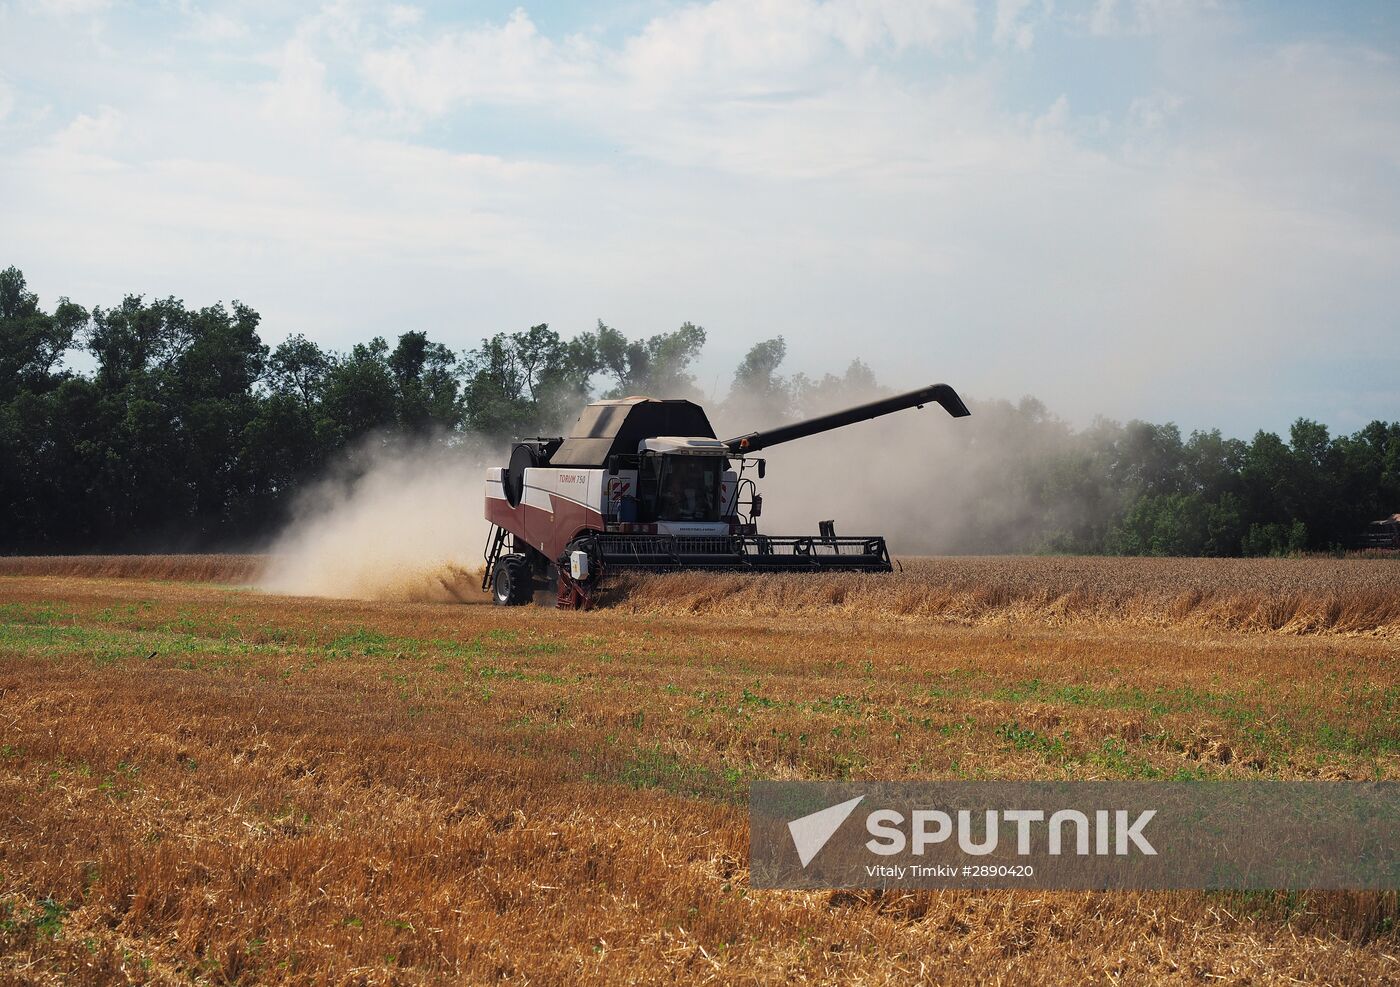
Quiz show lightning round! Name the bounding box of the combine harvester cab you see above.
[483,385,970,608]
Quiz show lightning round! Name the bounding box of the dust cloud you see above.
[258,435,499,602]
[715,388,1119,556]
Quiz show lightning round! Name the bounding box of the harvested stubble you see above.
[0,555,494,604]
[0,565,1396,984]
[606,556,1400,636]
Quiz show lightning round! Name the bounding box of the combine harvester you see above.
[482,385,970,608]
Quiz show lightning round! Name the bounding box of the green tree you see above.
[319,338,399,449]
[1111,493,1207,556]
[170,301,268,533]
[389,331,462,433]
[1242,520,1308,557]
[592,320,707,399]
[5,263,1400,555]
[726,336,791,423]
[1182,429,1247,498]
[1112,420,1185,498]
[462,324,597,437]
[267,333,333,412]
[790,358,882,417]
[245,333,337,507]
[1284,418,1342,548]
[0,266,86,400]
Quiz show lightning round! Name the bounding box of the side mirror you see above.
[757,460,766,479]
[751,494,763,518]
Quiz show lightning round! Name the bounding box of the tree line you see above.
[1,266,1396,554]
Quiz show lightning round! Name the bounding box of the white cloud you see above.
[51,104,124,152]
[993,0,1036,50]
[260,39,347,129]
[1,0,1397,434]
[812,0,978,55]
[181,10,250,43]
[358,1,989,178]
[1126,90,1182,136]
[1086,0,1217,37]
[386,5,423,29]
[1088,0,1119,36]
[362,9,591,116]
[1033,92,1069,133]
[363,1,978,120]
[25,0,110,15]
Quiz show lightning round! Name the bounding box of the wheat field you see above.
[5,554,1398,636]
[606,556,1400,635]
[0,556,1396,983]
[0,555,264,584]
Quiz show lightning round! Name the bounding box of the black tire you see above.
[492,554,534,606]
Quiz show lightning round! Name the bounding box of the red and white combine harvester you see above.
[482,384,970,607]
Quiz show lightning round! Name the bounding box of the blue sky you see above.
[1,1,1397,436]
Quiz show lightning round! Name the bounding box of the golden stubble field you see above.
[0,555,1396,984]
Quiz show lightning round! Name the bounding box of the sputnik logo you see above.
[788,795,865,867]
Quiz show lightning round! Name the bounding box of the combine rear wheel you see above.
[492,553,534,606]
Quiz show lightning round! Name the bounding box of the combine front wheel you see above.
[492,554,534,606]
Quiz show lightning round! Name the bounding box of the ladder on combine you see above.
[481,524,509,592]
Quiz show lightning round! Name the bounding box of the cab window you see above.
[654,456,721,522]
